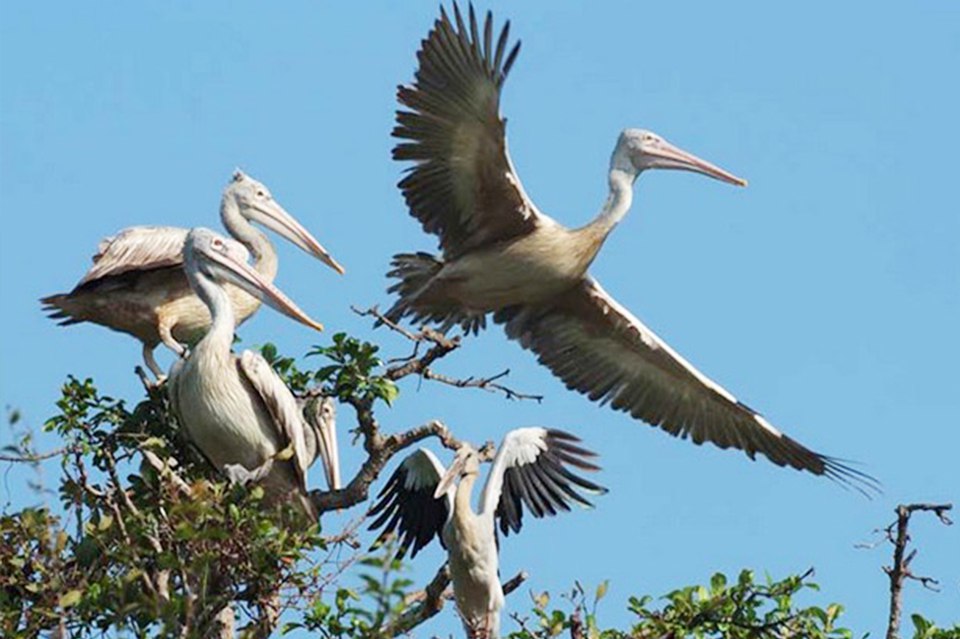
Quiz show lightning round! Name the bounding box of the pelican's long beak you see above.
[254,199,346,275]
[650,139,747,187]
[434,455,466,499]
[318,405,340,492]
[209,246,325,332]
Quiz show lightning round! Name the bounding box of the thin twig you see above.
[354,305,542,403]
[0,447,72,463]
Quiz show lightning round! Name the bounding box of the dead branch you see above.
[0,446,73,463]
[354,305,542,403]
[380,564,528,638]
[879,502,953,639]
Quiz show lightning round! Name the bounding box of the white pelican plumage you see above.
[368,428,605,638]
[385,5,874,489]
[42,170,344,379]
[168,228,340,519]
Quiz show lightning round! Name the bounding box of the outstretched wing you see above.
[238,350,340,491]
[495,279,878,492]
[77,226,189,287]
[367,449,452,559]
[480,427,608,537]
[394,4,548,259]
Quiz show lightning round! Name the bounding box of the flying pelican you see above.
[167,228,340,519]
[42,170,344,379]
[368,428,606,638]
[385,5,874,489]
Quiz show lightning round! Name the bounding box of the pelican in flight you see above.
[42,170,344,379]
[385,5,873,489]
[168,228,340,519]
[369,428,606,638]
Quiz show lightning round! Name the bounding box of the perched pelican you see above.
[386,5,874,489]
[42,170,344,379]
[168,228,340,519]
[368,428,606,638]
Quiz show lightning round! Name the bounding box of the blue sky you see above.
[2,1,958,635]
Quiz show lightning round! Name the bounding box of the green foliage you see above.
[3,375,331,637]
[912,614,960,639]
[511,570,855,639]
[261,334,399,406]
[2,340,956,638]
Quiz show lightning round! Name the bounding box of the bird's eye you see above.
[256,190,265,197]
[212,239,223,249]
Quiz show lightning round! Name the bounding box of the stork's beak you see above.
[434,455,466,499]
[254,199,346,275]
[208,245,324,332]
[649,139,747,187]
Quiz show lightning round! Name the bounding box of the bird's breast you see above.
[171,348,279,471]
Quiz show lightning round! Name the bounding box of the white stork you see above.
[43,170,344,379]
[368,428,607,638]
[168,228,339,519]
[385,5,874,491]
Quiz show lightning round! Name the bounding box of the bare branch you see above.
[309,418,467,515]
[879,502,953,639]
[354,305,542,403]
[0,446,72,463]
[380,564,528,638]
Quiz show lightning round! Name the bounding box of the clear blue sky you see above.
[2,2,958,635]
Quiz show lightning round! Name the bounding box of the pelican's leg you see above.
[142,344,166,382]
[158,320,187,358]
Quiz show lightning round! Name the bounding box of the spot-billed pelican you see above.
[42,170,344,379]
[168,228,340,519]
[368,428,606,638]
[385,5,874,490]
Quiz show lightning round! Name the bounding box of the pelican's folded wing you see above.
[238,350,317,490]
[394,5,548,258]
[78,226,189,287]
[495,278,877,492]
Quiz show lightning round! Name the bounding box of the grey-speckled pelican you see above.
[385,5,875,490]
[42,170,344,378]
[168,228,340,519]
[369,428,606,638]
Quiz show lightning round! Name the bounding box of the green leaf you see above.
[595,579,609,603]
[59,589,82,608]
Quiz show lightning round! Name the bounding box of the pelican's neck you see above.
[571,166,637,271]
[190,271,236,353]
[591,167,637,236]
[220,197,279,281]
[453,472,479,525]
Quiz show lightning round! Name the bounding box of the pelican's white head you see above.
[221,169,345,274]
[612,129,747,187]
[183,227,324,332]
[433,444,481,498]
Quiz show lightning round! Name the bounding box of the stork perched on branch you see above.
[369,428,607,638]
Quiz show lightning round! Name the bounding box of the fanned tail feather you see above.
[383,252,486,335]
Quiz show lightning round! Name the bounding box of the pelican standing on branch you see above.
[168,228,340,519]
[42,170,344,379]
[368,428,607,638]
[385,5,875,489]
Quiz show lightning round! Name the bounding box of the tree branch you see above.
[354,305,542,403]
[881,502,953,639]
[380,564,527,638]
